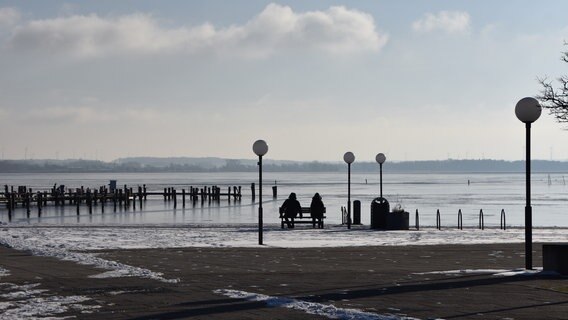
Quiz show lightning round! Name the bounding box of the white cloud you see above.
[6,3,387,58]
[412,11,470,34]
[25,106,168,124]
[34,106,105,123]
[0,7,20,27]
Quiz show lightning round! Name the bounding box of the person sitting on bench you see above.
[310,193,325,229]
[281,192,301,228]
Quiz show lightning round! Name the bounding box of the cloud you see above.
[0,7,20,27]
[412,11,470,34]
[33,106,105,123]
[24,105,171,124]
[6,3,387,58]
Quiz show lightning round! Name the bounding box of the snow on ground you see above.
[0,224,565,286]
[0,275,99,319]
[215,268,555,320]
[214,289,422,320]
[1,224,567,251]
[0,267,9,279]
[0,228,180,283]
[413,267,549,277]
[0,225,563,319]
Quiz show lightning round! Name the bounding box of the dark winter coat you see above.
[282,198,301,218]
[310,197,325,219]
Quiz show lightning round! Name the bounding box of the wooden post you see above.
[76,192,80,215]
[26,193,31,217]
[87,190,92,214]
[143,184,147,200]
[37,192,42,216]
[251,183,256,202]
[182,189,186,208]
[7,194,12,221]
[173,188,177,209]
[7,192,12,215]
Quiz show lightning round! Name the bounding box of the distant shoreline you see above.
[1,158,568,174]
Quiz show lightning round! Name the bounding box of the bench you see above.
[279,207,326,229]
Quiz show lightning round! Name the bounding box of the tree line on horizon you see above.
[1,158,568,173]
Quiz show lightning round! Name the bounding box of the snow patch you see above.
[215,289,421,320]
[0,282,98,319]
[414,269,510,275]
[0,283,47,299]
[2,225,568,250]
[0,267,9,279]
[0,230,179,284]
[415,268,550,277]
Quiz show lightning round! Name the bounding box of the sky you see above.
[1,0,568,162]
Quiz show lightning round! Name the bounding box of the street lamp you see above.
[375,153,386,198]
[343,152,355,229]
[515,97,541,270]
[253,139,268,245]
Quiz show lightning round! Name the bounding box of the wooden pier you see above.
[1,184,243,221]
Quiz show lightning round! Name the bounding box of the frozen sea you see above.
[2,171,566,319]
[0,171,567,227]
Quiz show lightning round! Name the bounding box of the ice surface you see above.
[2,171,568,227]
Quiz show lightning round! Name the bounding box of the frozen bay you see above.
[1,171,567,227]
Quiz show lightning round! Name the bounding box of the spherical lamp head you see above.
[375,153,386,164]
[343,152,355,164]
[515,97,542,123]
[252,140,268,156]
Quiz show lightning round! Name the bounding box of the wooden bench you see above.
[279,207,326,229]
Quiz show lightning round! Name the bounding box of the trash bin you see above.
[353,200,361,225]
[370,197,389,229]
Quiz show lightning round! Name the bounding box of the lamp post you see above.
[375,153,386,198]
[253,139,268,245]
[343,152,355,229]
[515,97,541,270]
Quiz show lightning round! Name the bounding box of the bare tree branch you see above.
[537,44,568,126]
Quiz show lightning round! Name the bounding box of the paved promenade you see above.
[1,243,567,319]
